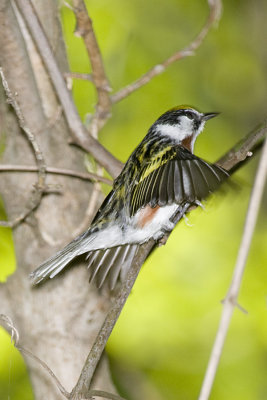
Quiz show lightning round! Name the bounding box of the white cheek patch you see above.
[156,117,194,144]
[179,116,196,136]
[156,117,206,151]
[156,123,187,142]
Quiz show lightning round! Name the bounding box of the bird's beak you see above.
[202,112,220,121]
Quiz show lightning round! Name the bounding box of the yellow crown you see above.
[168,104,199,112]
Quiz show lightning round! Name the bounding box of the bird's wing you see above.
[129,145,229,216]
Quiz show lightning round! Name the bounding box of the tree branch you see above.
[0,67,47,228]
[198,136,267,400]
[64,72,93,82]
[111,0,222,104]
[216,119,267,171]
[13,0,122,178]
[0,164,113,185]
[72,0,112,120]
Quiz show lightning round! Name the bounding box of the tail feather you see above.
[87,244,139,289]
[29,234,88,285]
[30,231,142,289]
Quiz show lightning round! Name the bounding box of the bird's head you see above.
[152,106,219,152]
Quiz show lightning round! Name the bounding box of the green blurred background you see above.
[1,0,267,399]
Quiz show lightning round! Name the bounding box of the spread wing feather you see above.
[130,146,229,216]
[167,161,174,203]
[173,160,184,203]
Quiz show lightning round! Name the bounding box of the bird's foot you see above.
[195,200,205,210]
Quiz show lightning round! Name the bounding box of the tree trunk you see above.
[0,1,114,398]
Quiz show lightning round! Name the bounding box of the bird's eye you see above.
[185,111,194,120]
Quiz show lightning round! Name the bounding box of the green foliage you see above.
[0,198,15,282]
[1,0,267,399]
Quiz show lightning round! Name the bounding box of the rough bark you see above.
[0,1,114,398]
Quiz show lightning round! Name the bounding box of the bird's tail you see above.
[29,233,88,285]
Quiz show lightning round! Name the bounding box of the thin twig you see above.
[0,164,113,185]
[111,0,222,104]
[64,72,93,82]
[0,314,70,399]
[14,0,122,178]
[17,346,70,398]
[198,137,267,400]
[0,67,47,228]
[72,0,112,121]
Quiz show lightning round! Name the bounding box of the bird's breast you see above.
[128,203,179,242]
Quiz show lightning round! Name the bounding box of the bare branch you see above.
[0,67,46,228]
[198,137,267,400]
[0,314,20,345]
[216,119,267,171]
[14,0,122,178]
[0,164,113,185]
[64,72,93,82]
[111,0,222,104]
[72,0,112,120]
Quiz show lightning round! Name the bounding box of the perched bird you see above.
[30,106,229,289]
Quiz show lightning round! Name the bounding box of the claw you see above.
[195,200,205,210]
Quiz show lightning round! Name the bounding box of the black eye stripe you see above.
[177,111,194,123]
[183,111,194,119]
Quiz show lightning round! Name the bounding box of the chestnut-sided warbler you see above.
[30,106,229,289]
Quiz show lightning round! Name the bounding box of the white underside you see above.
[77,204,179,255]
